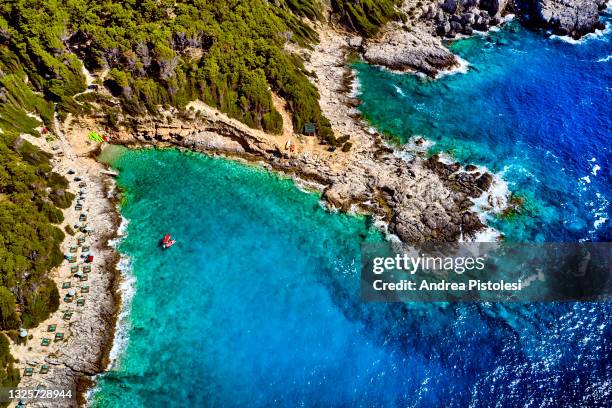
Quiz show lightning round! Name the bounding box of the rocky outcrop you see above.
[513,0,607,38]
[420,0,507,38]
[90,103,492,243]
[357,0,607,75]
[71,28,502,244]
[358,0,507,75]
[362,25,459,76]
[423,0,607,39]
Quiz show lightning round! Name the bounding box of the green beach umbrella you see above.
[88,131,105,142]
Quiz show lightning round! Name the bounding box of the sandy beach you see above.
[9,123,120,407]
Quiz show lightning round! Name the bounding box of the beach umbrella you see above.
[68,289,76,296]
[88,131,105,142]
[19,329,28,338]
[75,271,83,278]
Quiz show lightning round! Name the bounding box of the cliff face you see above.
[514,0,607,38]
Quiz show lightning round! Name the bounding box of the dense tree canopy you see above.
[0,0,343,141]
[331,0,403,37]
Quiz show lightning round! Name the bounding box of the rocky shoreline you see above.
[356,0,609,76]
[64,27,503,245]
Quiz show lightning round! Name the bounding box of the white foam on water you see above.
[372,216,402,243]
[436,152,457,165]
[473,14,516,35]
[107,254,136,363]
[550,21,611,45]
[471,172,511,216]
[86,215,136,405]
[472,227,503,242]
[392,135,434,162]
[393,84,406,97]
[591,164,601,176]
[436,55,470,78]
[349,68,361,97]
[597,54,612,62]
[469,169,511,242]
[588,192,610,236]
[593,215,608,229]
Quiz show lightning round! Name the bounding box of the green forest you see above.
[0,0,403,388]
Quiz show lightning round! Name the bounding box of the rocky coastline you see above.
[356,0,609,76]
[64,27,502,244]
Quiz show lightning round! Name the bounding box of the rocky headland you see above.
[64,25,505,245]
[357,0,609,75]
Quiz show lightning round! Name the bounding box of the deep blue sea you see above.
[355,18,611,242]
[91,16,611,408]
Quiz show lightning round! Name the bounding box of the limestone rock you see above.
[514,0,606,38]
[363,25,458,76]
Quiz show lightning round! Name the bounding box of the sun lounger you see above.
[41,338,50,346]
[62,282,71,289]
[81,286,90,294]
[40,365,49,374]
[47,325,56,332]
[23,367,33,376]
[76,298,85,306]
[54,333,64,341]
[70,266,78,273]
[63,311,72,320]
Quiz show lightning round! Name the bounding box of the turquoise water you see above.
[92,149,392,406]
[91,17,612,408]
[354,19,611,242]
[91,148,611,407]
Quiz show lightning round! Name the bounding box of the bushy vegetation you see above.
[0,53,72,333]
[0,0,343,142]
[0,333,19,398]
[0,127,69,330]
[331,0,403,36]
